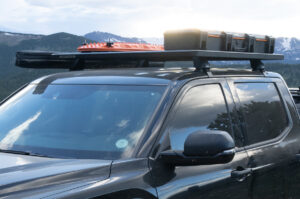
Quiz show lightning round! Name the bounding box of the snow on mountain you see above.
[0,31,42,46]
[275,37,300,63]
[279,37,292,51]
[276,37,300,52]
[4,33,14,36]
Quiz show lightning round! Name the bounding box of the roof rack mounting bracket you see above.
[250,59,265,72]
[193,57,210,72]
[70,58,84,71]
[136,59,149,68]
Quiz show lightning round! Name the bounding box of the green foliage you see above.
[217,62,300,87]
[265,63,300,87]
[0,33,93,100]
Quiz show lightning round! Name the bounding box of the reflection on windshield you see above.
[0,84,166,160]
[0,111,41,149]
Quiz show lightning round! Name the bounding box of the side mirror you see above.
[158,130,235,166]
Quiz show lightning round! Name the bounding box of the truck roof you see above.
[31,67,279,86]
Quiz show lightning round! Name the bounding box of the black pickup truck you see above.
[290,87,300,114]
[0,29,299,199]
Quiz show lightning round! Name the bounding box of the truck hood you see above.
[0,152,112,199]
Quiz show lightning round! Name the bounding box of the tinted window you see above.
[294,96,300,104]
[293,95,300,113]
[235,83,288,145]
[168,84,233,151]
[0,84,166,159]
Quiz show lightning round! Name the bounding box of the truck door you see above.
[276,82,300,199]
[228,78,292,199]
[151,79,251,199]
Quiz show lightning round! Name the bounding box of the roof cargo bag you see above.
[164,29,275,53]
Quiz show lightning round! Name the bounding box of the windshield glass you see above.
[0,84,166,159]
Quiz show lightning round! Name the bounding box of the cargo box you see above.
[164,29,275,54]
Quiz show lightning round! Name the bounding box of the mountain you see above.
[0,31,42,46]
[84,31,146,43]
[275,37,300,63]
[14,32,95,51]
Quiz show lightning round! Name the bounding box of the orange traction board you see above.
[78,42,164,52]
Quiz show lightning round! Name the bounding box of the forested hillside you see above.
[218,63,300,88]
[0,32,92,100]
[265,63,300,87]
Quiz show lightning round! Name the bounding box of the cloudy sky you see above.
[0,0,299,38]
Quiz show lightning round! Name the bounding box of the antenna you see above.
[82,40,87,46]
[106,38,114,47]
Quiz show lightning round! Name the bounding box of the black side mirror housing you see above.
[158,130,235,166]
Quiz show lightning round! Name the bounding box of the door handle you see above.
[231,168,252,182]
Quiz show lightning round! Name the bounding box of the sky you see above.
[0,0,299,38]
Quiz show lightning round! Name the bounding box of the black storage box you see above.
[164,29,275,54]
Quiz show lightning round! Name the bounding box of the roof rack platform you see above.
[16,50,284,71]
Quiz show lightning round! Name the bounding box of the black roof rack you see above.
[16,50,284,72]
[290,87,300,96]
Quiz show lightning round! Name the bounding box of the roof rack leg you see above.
[136,59,149,68]
[250,59,265,72]
[193,57,210,72]
[193,57,212,76]
[70,58,84,71]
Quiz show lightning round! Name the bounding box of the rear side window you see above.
[168,84,234,151]
[235,83,289,145]
[294,97,300,104]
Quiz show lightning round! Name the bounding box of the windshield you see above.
[0,84,166,159]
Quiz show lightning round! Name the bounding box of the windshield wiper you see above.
[0,149,51,158]
[0,149,30,155]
